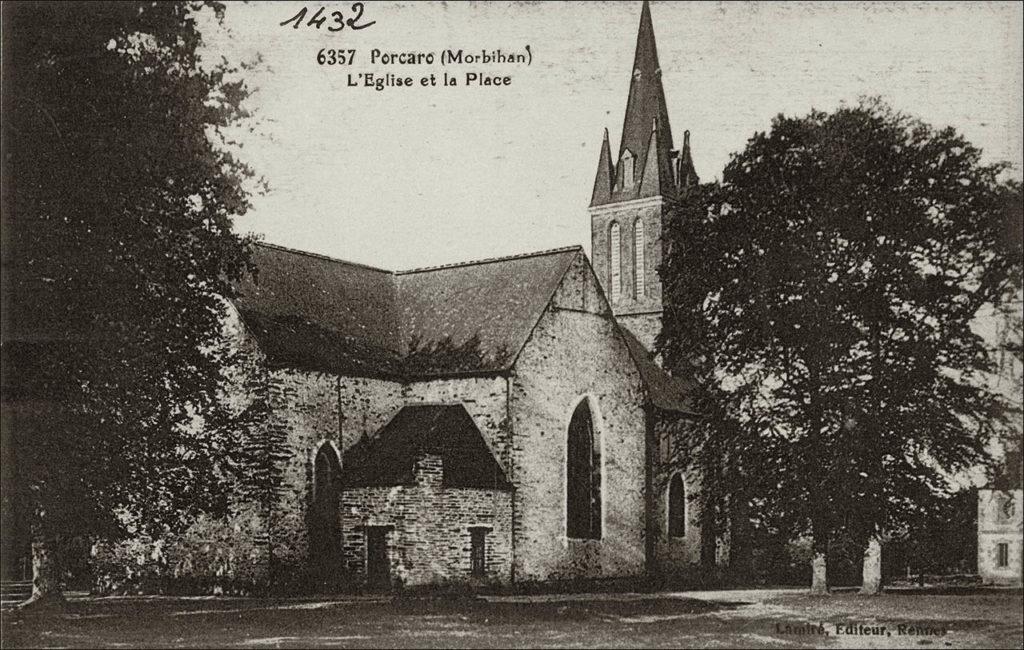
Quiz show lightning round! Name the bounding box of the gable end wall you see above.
[509,254,647,581]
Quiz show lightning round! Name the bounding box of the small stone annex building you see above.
[179,0,713,589]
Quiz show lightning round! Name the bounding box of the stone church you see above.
[161,0,710,589]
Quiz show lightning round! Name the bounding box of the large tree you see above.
[660,99,1022,594]
[1,1,258,606]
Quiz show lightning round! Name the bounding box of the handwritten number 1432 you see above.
[280,3,376,32]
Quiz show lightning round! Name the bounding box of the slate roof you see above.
[396,251,575,376]
[235,242,698,413]
[619,327,700,416]
[234,245,402,377]
[233,243,580,379]
[343,404,511,489]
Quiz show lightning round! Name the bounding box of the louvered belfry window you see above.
[567,399,602,539]
[609,222,621,304]
[634,218,645,298]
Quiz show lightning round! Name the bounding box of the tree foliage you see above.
[660,100,1023,568]
[1,0,259,578]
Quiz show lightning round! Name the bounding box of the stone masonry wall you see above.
[341,454,513,586]
[510,253,647,581]
[258,371,511,567]
[263,369,405,568]
[651,430,703,576]
[143,351,514,587]
[589,198,665,320]
[616,312,662,353]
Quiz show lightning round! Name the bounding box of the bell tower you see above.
[589,0,697,351]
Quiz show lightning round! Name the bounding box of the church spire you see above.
[619,0,673,172]
[588,1,697,346]
[590,0,678,206]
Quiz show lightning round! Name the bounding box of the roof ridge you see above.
[396,402,466,408]
[395,246,583,275]
[256,241,395,274]
[255,241,586,277]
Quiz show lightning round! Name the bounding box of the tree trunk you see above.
[810,550,829,594]
[810,520,829,595]
[699,466,719,582]
[728,497,753,585]
[700,506,718,574]
[806,369,829,597]
[20,537,65,610]
[860,536,882,595]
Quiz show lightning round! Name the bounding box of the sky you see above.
[202,1,1023,271]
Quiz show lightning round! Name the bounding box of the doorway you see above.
[365,527,390,589]
[470,527,488,578]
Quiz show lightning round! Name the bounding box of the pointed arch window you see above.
[309,443,342,563]
[668,473,686,538]
[567,399,602,539]
[633,218,645,298]
[313,443,341,501]
[621,150,635,189]
[608,221,621,304]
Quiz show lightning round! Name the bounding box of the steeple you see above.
[590,0,680,207]
[590,128,614,206]
[588,0,699,350]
